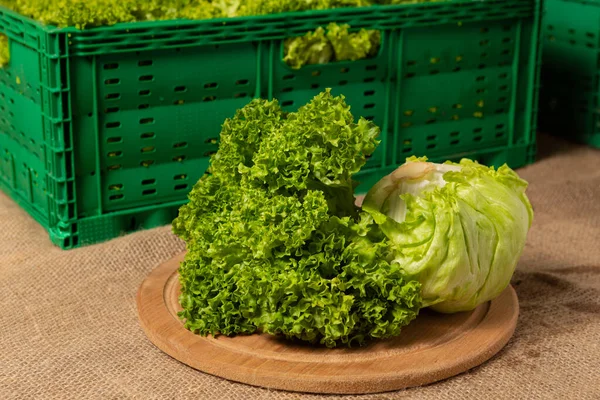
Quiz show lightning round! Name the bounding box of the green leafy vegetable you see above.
[0,0,447,29]
[326,23,381,61]
[284,23,380,69]
[0,35,9,68]
[283,27,333,70]
[173,90,421,347]
[0,0,445,64]
[362,156,534,313]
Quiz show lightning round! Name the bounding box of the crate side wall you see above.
[0,10,77,248]
[71,42,261,217]
[0,28,51,226]
[390,17,537,166]
[539,0,600,147]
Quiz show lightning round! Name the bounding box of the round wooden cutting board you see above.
[137,253,519,395]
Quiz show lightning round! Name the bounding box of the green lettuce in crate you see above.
[237,0,374,17]
[0,0,445,65]
[284,23,381,69]
[0,35,9,68]
[173,90,422,347]
[283,26,334,69]
[362,157,534,313]
[0,0,447,28]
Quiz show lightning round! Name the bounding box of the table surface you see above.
[1,134,599,400]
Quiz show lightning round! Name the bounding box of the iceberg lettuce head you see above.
[362,156,533,313]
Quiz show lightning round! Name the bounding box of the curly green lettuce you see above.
[237,0,374,17]
[173,90,421,347]
[326,23,381,61]
[283,26,333,69]
[0,0,446,29]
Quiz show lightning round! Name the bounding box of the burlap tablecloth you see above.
[1,134,599,399]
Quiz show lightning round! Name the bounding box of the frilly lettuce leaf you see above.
[326,23,380,62]
[0,35,9,68]
[247,89,380,216]
[284,23,381,69]
[0,0,440,29]
[174,90,421,347]
[283,27,334,70]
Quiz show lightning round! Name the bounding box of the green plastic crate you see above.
[0,0,542,249]
[540,0,600,148]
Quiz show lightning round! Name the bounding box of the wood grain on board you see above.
[137,253,519,394]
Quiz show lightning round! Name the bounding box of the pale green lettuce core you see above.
[362,156,533,313]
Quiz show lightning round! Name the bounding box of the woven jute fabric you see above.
[1,134,599,399]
